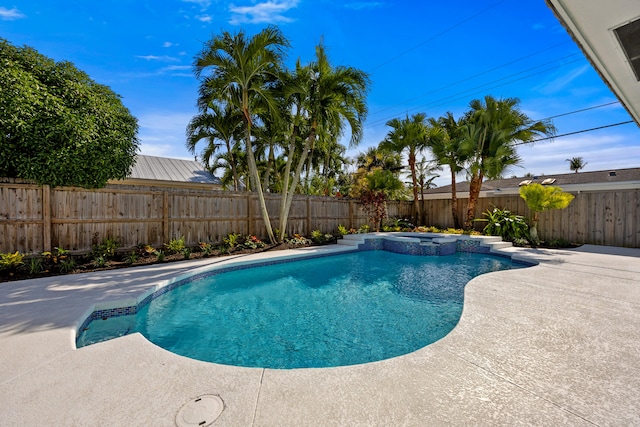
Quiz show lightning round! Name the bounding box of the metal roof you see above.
[128,155,222,185]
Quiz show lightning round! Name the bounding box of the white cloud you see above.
[229,0,299,25]
[196,14,213,22]
[136,55,180,62]
[0,7,25,20]
[163,42,179,48]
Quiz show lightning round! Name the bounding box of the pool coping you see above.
[1,239,639,425]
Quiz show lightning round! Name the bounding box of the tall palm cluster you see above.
[187,26,369,243]
[359,95,556,228]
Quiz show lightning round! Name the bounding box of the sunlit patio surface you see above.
[1,243,639,426]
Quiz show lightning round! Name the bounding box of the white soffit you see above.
[546,0,640,126]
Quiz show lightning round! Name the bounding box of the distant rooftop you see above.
[425,167,640,195]
[127,155,222,185]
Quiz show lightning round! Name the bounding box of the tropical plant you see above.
[59,257,77,273]
[93,237,119,259]
[519,183,574,244]
[337,224,348,235]
[0,251,24,272]
[186,103,244,191]
[0,38,139,188]
[194,26,290,243]
[182,248,192,260]
[460,96,556,229]
[223,233,242,249]
[199,242,215,256]
[480,207,529,242]
[92,255,106,268]
[427,112,468,228]
[360,169,404,231]
[154,250,165,262]
[42,247,69,265]
[380,113,432,224]
[566,156,587,173]
[276,43,369,242]
[25,257,43,275]
[125,252,138,265]
[165,237,186,254]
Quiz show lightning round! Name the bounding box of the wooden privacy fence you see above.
[0,180,411,254]
[423,190,640,248]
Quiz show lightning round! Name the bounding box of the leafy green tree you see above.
[0,39,139,188]
[194,26,289,243]
[361,169,404,231]
[427,112,468,228]
[186,102,243,192]
[380,113,429,224]
[566,156,587,173]
[276,43,369,241]
[519,183,574,244]
[460,96,555,229]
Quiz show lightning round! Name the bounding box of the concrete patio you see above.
[1,243,639,426]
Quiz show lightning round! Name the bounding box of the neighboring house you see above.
[109,154,223,190]
[423,167,640,200]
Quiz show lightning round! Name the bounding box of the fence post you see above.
[42,184,51,252]
[162,191,169,243]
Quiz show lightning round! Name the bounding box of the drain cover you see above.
[175,394,224,427]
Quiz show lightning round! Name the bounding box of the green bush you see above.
[165,237,186,254]
[0,251,24,271]
[337,224,348,236]
[223,233,241,249]
[93,237,119,259]
[480,207,529,242]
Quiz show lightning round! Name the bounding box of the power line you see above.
[368,56,584,127]
[369,0,505,72]
[539,101,620,121]
[367,41,574,120]
[514,120,635,145]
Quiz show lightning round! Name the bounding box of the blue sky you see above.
[2,0,639,185]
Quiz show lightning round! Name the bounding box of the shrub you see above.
[310,230,325,243]
[93,237,119,259]
[337,224,348,236]
[59,257,77,273]
[199,242,214,256]
[0,251,24,272]
[243,235,265,249]
[358,224,370,234]
[154,250,165,262]
[25,256,43,275]
[42,247,68,265]
[182,248,192,260]
[286,234,310,245]
[92,255,107,268]
[125,252,138,265]
[480,207,529,242]
[223,233,241,249]
[165,237,186,254]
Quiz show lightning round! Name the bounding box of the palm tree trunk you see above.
[450,166,460,229]
[464,171,483,229]
[280,125,316,240]
[262,142,274,192]
[409,152,420,225]
[244,117,275,243]
[225,141,240,192]
[278,124,299,241]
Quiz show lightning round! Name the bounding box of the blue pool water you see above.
[77,250,524,368]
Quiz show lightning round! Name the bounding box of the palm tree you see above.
[380,113,428,224]
[414,157,441,225]
[460,95,556,229]
[566,156,587,173]
[427,112,468,228]
[186,103,243,191]
[194,26,290,243]
[277,43,369,241]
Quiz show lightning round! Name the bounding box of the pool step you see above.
[337,234,366,247]
[482,240,514,251]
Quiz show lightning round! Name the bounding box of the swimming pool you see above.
[77,248,526,369]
